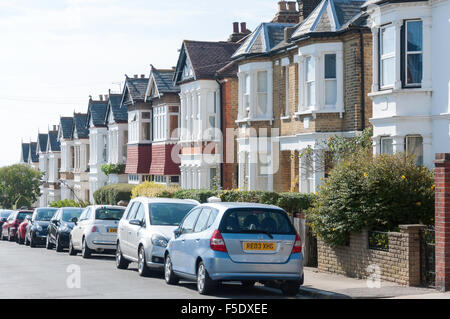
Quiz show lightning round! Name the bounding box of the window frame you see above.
[404,19,423,88]
[380,136,394,155]
[379,23,396,89]
[324,53,337,107]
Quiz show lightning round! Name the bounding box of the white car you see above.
[115,197,199,277]
[68,205,126,258]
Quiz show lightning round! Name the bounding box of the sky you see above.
[0,0,279,167]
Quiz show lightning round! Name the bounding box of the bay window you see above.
[380,24,396,88]
[405,135,423,166]
[284,66,290,116]
[324,54,337,105]
[141,112,151,142]
[380,137,393,155]
[153,106,167,141]
[256,71,268,117]
[404,20,423,86]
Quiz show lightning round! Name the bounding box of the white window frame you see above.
[380,136,393,155]
[324,53,337,107]
[404,19,423,87]
[380,24,396,89]
[153,105,167,142]
[284,66,290,117]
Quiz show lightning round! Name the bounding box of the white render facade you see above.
[73,138,90,202]
[107,121,128,184]
[367,0,450,168]
[179,80,221,190]
[60,139,74,201]
[88,126,108,203]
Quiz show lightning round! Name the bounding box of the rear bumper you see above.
[203,252,303,282]
[85,233,118,252]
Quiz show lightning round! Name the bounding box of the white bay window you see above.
[380,24,396,88]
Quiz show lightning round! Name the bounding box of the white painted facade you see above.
[88,126,108,203]
[179,80,221,189]
[59,139,74,201]
[367,0,450,168]
[38,152,49,207]
[107,121,128,184]
[73,138,90,202]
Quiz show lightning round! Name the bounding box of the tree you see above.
[0,164,42,209]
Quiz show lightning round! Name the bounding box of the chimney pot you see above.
[287,1,297,11]
[141,74,145,78]
[53,125,57,131]
[233,22,239,33]
[134,74,138,78]
[240,22,247,34]
[99,95,103,101]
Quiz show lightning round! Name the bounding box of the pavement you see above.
[301,267,448,299]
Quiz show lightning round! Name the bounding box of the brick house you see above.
[87,95,109,202]
[173,39,242,190]
[58,116,75,201]
[144,65,181,186]
[233,0,372,193]
[122,74,151,185]
[105,92,128,184]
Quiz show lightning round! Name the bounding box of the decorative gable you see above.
[182,57,194,81]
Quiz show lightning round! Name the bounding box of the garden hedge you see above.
[93,183,134,205]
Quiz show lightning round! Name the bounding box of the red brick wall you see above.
[125,144,152,174]
[149,144,180,176]
[221,77,239,190]
[434,153,450,291]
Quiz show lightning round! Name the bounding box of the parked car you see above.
[46,207,84,252]
[68,205,126,258]
[164,202,304,296]
[1,210,33,241]
[115,197,199,277]
[0,210,14,231]
[25,207,58,247]
[17,215,32,244]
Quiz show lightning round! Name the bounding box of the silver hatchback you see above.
[115,197,199,277]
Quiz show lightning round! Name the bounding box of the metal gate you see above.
[421,227,435,287]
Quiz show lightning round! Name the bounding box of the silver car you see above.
[115,197,199,277]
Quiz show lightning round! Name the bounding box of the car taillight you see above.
[92,226,98,233]
[210,230,227,252]
[291,233,302,254]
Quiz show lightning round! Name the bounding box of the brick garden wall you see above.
[317,225,424,286]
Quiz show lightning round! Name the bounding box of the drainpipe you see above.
[359,29,366,131]
[215,78,224,189]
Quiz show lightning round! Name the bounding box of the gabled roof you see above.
[72,113,89,139]
[120,76,149,106]
[59,117,74,140]
[173,40,241,84]
[48,130,61,152]
[145,66,179,101]
[28,142,39,163]
[37,133,48,153]
[291,0,367,39]
[20,143,30,163]
[232,23,295,59]
[87,98,108,128]
[106,93,128,124]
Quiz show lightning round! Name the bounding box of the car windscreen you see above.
[61,209,83,222]
[35,209,57,221]
[0,211,12,218]
[149,203,197,226]
[17,212,32,220]
[95,208,125,221]
[219,209,295,235]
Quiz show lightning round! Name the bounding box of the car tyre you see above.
[197,262,216,295]
[55,234,64,252]
[25,234,31,246]
[138,246,152,277]
[115,242,129,270]
[68,237,77,256]
[281,280,301,296]
[8,231,14,242]
[164,255,179,285]
[81,238,92,258]
[46,234,54,250]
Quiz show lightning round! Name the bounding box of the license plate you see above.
[243,242,276,251]
[107,228,117,233]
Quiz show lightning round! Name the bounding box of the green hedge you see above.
[171,189,217,203]
[94,183,134,205]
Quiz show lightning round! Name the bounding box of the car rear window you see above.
[0,211,12,218]
[35,209,57,221]
[17,212,32,220]
[149,203,196,226]
[219,209,295,235]
[95,208,125,221]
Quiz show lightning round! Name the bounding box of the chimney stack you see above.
[287,1,297,11]
[298,0,322,22]
[134,74,138,79]
[99,95,103,101]
[278,1,287,12]
[233,22,239,34]
[141,74,145,78]
[272,1,303,24]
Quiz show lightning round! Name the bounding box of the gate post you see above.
[434,153,450,291]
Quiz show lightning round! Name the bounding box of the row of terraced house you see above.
[19,0,450,207]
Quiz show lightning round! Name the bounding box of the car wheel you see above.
[68,237,77,256]
[55,234,64,252]
[46,234,53,250]
[115,242,129,270]
[241,281,256,288]
[281,280,301,296]
[197,262,216,295]
[8,231,14,242]
[16,233,19,244]
[81,238,92,258]
[25,234,30,246]
[164,255,179,285]
[138,246,151,277]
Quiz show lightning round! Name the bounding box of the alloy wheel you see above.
[197,264,206,293]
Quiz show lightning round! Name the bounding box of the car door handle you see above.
[195,239,200,243]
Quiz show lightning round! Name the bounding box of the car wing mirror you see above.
[71,217,78,225]
[129,219,143,226]
[173,228,181,238]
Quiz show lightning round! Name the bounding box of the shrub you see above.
[101,163,126,176]
[309,151,435,246]
[49,199,90,208]
[277,193,316,216]
[172,189,217,203]
[94,183,134,205]
[131,181,180,199]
